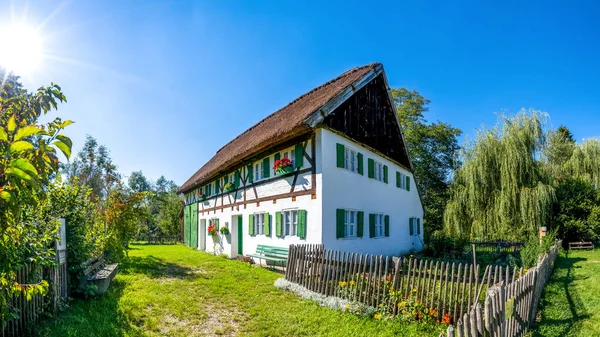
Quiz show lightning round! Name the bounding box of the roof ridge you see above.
[215,63,377,154]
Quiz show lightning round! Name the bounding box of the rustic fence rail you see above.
[1,256,68,337]
[470,241,524,255]
[285,244,524,322]
[440,241,560,337]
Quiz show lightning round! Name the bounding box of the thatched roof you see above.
[178,63,379,194]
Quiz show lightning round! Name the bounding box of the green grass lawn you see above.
[36,244,443,337]
[531,249,600,337]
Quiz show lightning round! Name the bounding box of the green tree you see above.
[552,178,600,244]
[0,70,73,324]
[444,110,555,240]
[391,88,462,238]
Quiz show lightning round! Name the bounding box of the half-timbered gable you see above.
[179,63,424,258]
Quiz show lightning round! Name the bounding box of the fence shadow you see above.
[531,254,589,337]
[34,277,130,337]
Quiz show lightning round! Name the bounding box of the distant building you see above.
[178,63,424,257]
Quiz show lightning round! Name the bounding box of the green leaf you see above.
[0,128,7,141]
[5,167,32,181]
[0,190,11,202]
[52,140,71,159]
[10,141,34,153]
[7,115,16,132]
[14,126,41,141]
[56,134,72,149]
[11,158,38,176]
[60,120,74,128]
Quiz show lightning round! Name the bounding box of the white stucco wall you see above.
[318,128,424,256]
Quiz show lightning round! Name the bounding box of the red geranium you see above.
[273,157,292,171]
[208,224,218,236]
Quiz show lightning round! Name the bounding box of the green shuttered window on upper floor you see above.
[336,143,362,174]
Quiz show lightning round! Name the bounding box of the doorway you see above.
[199,219,207,251]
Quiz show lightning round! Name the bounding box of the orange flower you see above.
[442,313,451,324]
[386,275,392,281]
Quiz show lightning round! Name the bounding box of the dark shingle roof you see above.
[178,63,379,193]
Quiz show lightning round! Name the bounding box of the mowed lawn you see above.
[36,244,441,337]
[531,249,600,337]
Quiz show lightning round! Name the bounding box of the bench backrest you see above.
[83,257,105,276]
[256,245,289,259]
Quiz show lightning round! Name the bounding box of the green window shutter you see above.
[409,218,414,235]
[215,219,220,230]
[264,213,271,236]
[357,153,364,175]
[336,143,345,168]
[383,165,389,183]
[295,143,304,168]
[249,214,255,236]
[274,153,281,162]
[336,209,345,239]
[247,165,253,184]
[207,184,211,196]
[275,212,282,237]
[215,181,219,194]
[298,210,307,239]
[406,176,411,191]
[357,211,364,238]
[223,175,228,184]
[417,218,421,235]
[369,214,376,238]
[368,158,375,178]
[385,215,390,237]
[234,171,240,188]
[396,172,401,188]
[262,157,270,178]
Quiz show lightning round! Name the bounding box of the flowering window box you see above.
[223,183,235,192]
[273,158,294,176]
[220,227,230,236]
[196,192,206,201]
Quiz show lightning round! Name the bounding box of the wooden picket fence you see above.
[1,258,68,337]
[285,244,526,323]
[440,241,560,337]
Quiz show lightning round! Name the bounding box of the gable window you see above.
[283,209,298,236]
[344,210,357,238]
[254,213,265,235]
[374,161,384,182]
[344,147,358,173]
[374,214,384,237]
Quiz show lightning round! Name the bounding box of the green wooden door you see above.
[183,205,190,246]
[190,203,198,248]
[237,216,243,255]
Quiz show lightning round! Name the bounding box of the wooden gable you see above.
[321,74,412,170]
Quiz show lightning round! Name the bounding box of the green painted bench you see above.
[248,245,289,267]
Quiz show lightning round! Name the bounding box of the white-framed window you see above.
[282,149,296,168]
[374,214,384,237]
[254,162,264,182]
[283,209,298,237]
[374,161,384,182]
[344,210,357,238]
[398,173,406,189]
[254,213,265,235]
[344,147,358,173]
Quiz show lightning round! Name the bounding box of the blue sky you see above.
[2,0,599,185]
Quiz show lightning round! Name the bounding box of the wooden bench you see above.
[80,256,118,296]
[248,245,289,267]
[568,241,594,250]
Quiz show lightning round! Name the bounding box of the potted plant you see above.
[273,157,294,175]
[196,190,206,201]
[220,226,230,236]
[223,182,235,192]
[207,224,218,237]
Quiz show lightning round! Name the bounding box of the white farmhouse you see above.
[178,63,424,258]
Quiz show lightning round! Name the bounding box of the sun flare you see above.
[0,23,44,76]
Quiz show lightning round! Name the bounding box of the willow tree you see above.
[563,139,600,187]
[444,110,555,240]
